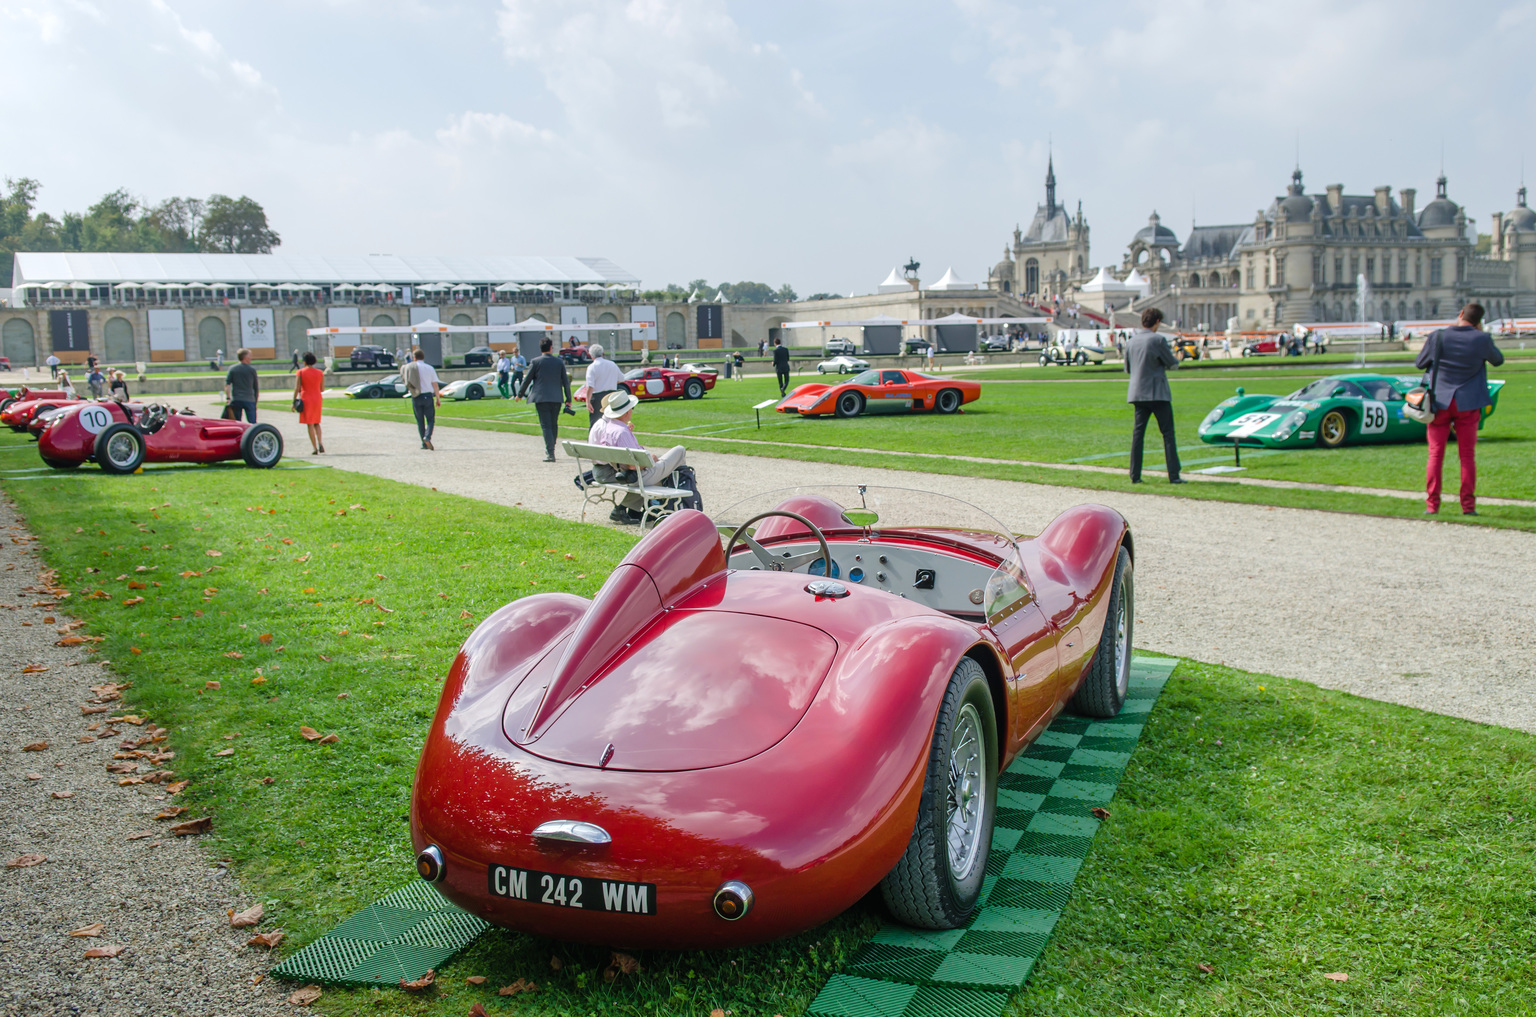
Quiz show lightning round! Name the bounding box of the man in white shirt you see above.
[401,349,442,450]
[46,353,60,379]
[495,352,513,399]
[588,390,686,524]
[582,343,624,426]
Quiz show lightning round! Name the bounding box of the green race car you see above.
[1198,373,1505,449]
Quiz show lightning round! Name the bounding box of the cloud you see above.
[147,0,276,94]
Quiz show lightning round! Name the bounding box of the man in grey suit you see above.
[518,337,573,462]
[1123,308,1185,484]
[1415,302,1504,515]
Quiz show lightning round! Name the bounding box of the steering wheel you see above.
[725,510,834,575]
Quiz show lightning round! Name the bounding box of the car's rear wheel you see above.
[1070,545,1133,718]
[935,388,962,414]
[0,398,13,413]
[1039,353,1050,366]
[361,387,378,399]
[40,455,80,470]
[881,656,997,929]
[1241,347,1253,357]
[1317,410,1348,448]
[94,422,145,474]
[467,385,484,400]
[1075,352,1089,365]
[684,378,705,399]
[240,423,283,469]
[834,391,864,418]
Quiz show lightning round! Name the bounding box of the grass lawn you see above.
[4,446,1533,1015]
[320,358,1536,531]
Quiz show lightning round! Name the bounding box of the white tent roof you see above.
[1080,267,1133,293]
[308,319,655,337]
[928,267,978,291]
[877,267,911,294]
[1123,268,1151,293]
[781,313,1049,329]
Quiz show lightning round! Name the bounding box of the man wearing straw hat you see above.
[588,390,687,524]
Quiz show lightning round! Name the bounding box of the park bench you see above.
[562,440,690,531]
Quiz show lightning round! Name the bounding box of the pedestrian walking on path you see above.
[402,348,442,450]
[518,337,572,462]
[773,338,790,396]
[495,351,513,399]
[582,343,622,426]
[1417,302,1504,515]
[1124,308,1184,484]
[293,351,326,454]
[223,348,259,422]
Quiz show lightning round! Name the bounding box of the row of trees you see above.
[1,177,281,287]
[638,279,799,304]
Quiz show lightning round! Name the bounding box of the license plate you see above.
[487,865,657,915]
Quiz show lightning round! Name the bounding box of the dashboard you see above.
[727,538,998,617]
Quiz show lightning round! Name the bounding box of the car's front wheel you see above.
[241,423,284,469]
[834,391,864,418]
[94,422,146,474]
[1070,545,1133,718]
[881,656,997,929]
[1076,352,1089,365]
[467,385,484,400]
[1317,410,1348,448]
[1039,353,1050,366]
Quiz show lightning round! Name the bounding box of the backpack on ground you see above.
[669,465,703,511]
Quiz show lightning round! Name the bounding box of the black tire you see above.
[1075,352,1088,365]
[935,389,962,414]
[1317,409,1349,449]
[1241,348,1253,357]
[40,455,80,470]
[361,387,378,399]
[467,385,484,400]
[619,382,633,395]
[833,391,864,418]
[1070,546,1133,718]
[684,378,705,400]
[880,656,997,929]
[94,422,145,474]
[1039,354,1050,366]
[240,423,284,469]
[0,398,13,413]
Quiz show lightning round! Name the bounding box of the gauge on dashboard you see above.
[848,567,864,583]
[806,557,840,579]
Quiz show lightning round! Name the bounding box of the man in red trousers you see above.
[1416,302,1504,515]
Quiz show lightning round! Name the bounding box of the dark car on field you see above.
[462,346,495,367]
[346,374,407,399]
[349,345,396,369]
[905,338,933,355]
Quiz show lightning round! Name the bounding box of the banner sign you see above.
[630,305,657,350]
[697,305,722,340]
[560,304,588,346]
[239,307,276,352]
[147,308,185,352]
[409,307,441,328]
[49,310,89,352]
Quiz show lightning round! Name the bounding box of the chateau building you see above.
[989,156,1092,299]
[1122,169,1536,329]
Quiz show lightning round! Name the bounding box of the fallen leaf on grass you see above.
[22,664,48,673]
[258,633,273,644]
[260,777,274,785]
[251,676,266,685]
[22,742,47,752]
[337,692,350,699]
[1197,962,1214,974]
[205,550,222,557]
[170,817,212,836]
[459,610,473,619]
[83,945,125,959]
[248,930,284,949]
[214,748,234,757]
[156,807,187,819]
[469,1006,489,1017]
[549,956,563,972]
[121,597,145,607]
[288,984,322,1006]
[298,726,321,741]
[69,923,104,938]
[127,581,146,590]
[400,969,436,991]
[130,647,142,655]
[711,1010,725,1017]
[1324,972,1349,982]
[302,587,316,594]
[6,854,45,868]
[603,951,641,983]
[317,734,339,745]
[1091,807,1111,820]
[222,651,242,660]
[465,975,487,986]
[50,791,74,799]
[206,680,222,689]
[498,979,537,996]
[228,903,264,928]
[179,570,203,578]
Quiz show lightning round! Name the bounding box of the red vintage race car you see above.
[3,393,83,432]
[411,485,1133,948]
[36,402,284,472]
[619,366,715,401]
[777,368,981,418]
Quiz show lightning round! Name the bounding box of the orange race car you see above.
[776,368,981,418]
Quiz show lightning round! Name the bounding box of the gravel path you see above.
[270,411,1536,734]
[0,498,286,1016]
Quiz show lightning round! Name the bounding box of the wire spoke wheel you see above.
[251,430,280,464]
[106,432,138,467]
[945,703,986,881]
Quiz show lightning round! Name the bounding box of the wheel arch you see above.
[963,643,1010,767]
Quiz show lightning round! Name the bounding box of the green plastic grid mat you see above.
[270,881,490,986]
[808,655,1175,1017]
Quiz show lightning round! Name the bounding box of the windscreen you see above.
[845,370,880,385]
[714,485,1018,554]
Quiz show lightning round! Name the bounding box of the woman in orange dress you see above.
[291,351,325,454]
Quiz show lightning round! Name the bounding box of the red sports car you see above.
[777,368,981,418]
[411,485,1133,948]
[3,393,83,432]
[617,366,715,401]
[36,402,284,473]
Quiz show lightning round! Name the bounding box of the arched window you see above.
[596,311,619,347]
[103,317,135,364]
[1413,300,1423,319]
[2,318,36,366]
[666,311,686,347]
[197,315,227,359]
[1024,258,1039,295]
[372,314,396,328]
[1189,273,1201,288]
[1135,248,1148,266]
[450,313,475,353]
[287,314,312,355]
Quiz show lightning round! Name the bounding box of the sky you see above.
[4,0,1534,294]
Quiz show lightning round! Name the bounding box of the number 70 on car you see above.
[488,864,658,914]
